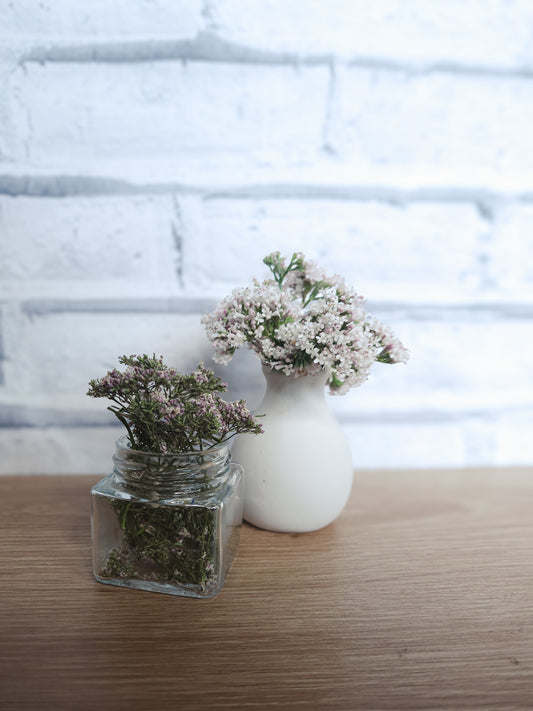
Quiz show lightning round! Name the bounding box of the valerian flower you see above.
[202,252,409,395]
[87,354,263,453]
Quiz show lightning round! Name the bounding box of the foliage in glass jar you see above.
[88,355,260,596]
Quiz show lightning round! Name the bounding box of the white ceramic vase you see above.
[231,365,353,533]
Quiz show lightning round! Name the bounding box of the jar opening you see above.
[115,435,230,459]
[112,436,232,500]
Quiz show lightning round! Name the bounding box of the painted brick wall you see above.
[1,1,532,474]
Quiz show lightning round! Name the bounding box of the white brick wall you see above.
[0,194,179,281]
[328,68,533,177]
[0,1,532,473]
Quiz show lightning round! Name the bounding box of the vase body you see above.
[91,437,244,598]
[231,366,353,533]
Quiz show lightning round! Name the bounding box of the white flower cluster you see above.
[202,252,409,395]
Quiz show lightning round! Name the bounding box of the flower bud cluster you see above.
[202,252,409,395]
[87,354,263,453]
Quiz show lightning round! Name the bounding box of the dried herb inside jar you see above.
[101,499,218,589]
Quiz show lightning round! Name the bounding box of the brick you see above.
[6,61,329,168]
[328,67,533,176]
[207,0,533,69]
[344,412,533,469]
[462,412,533,467]
[2,0,203,38]
[0,194,179,283]
[0,50,14,161]
[195,198,488,300]
[343,422,466,469]
[494,413,533,465]
[0,311,4,385]
[3,312,212,396]
[0,427,119,475]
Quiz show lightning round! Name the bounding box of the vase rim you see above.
[260,363,329,380]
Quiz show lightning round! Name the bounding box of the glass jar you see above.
[91,436,244,598]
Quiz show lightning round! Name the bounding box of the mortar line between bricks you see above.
[19,33,330,67]
[202,185,533,205]
[17,35,533,80]
[18,296,216,316]
[0,405,529,429]
[15,298,533,319]
[3,175,533,206]
[171,195,185,289]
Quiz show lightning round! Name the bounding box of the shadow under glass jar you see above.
[91,436,244,599]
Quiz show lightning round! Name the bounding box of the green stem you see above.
[108,407,136,447]
[120,501,133,530]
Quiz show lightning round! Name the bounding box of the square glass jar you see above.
[91,437,244,598]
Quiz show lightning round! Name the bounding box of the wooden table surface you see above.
[1,468,532,710]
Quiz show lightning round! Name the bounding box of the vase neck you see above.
[260,365,329,414]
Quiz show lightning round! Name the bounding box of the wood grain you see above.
[1,468,532,710]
